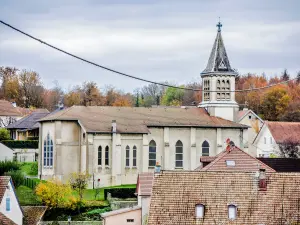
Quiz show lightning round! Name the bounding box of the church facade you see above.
[38,23,250,187]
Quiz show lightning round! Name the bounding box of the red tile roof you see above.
[148,171,300,224]
[198,146,275,172]
[0,176,10,203]
[39,106,248,134]
[136,172,154,196]
[267,121,300,144]
[0,212,17,225]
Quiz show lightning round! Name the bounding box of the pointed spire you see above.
[201,22,237,76]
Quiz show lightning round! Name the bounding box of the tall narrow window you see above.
[133,146,137,167]
[98,146,102,165]
[43,133,53,167]
[105,146,109,166]
[202,141,209,156]
[195,204,204,218]
[221,80,226,100]
[149,140,156,167]
[217,80,221,100]
[175,140,183,168]
[228,205,237,219]
[203,80,210,101]
[6,198,10,211]
[126,145,130,167]
[226,80,230,100]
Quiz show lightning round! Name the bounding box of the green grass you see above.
[19,162,38,176]
[16,185,42,205]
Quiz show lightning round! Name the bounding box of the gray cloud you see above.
[0,0,299,92]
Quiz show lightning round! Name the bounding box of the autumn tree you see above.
[297,71,300,84]
[82,81,104,106]
[182,82,202,106]
[0,67,19,101]
[139,83,165,107]
[43,81,64,111]
[261,86,290,120]
[64,86,82,106]
[278,139,300,158]
[69,172,91,208]
[161,86,184,106]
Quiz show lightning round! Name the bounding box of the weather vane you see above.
[216,17,222,32]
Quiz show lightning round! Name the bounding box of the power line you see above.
[0,20,297,92]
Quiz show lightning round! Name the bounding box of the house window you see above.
[264,137,266,144]
[195,204,204,218]
[149,140,156,167]
[98,146,102,166]
[126,145,130,167]
[226,160,236,167]
[133,146,137,167]
[127,219,134,222]
[175,140,183,168]
[6,197,10,211]
[43,133,53,167]
[248,115,252,119]
[228,205,237,219]
[202,141,209,156]
[105,146,109,166]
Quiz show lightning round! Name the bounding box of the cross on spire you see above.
[216,18,222,32]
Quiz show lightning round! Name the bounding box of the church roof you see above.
[201,23,237,76]
[39,106,247,134]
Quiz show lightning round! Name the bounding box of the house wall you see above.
[141,197,150,225]
[0,180,23,225]
[103,209,141,225]
[0,143,14,161]
[14,149,38,162]
[254,125,279,157]
[40,121,248,187]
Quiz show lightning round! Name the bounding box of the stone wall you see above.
[107,193,137,210]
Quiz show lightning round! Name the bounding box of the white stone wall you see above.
[40,121,248,187]
[0,180,23,225]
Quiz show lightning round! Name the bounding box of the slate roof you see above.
[267,121,300,144]
[148,171,300,225]
[22,206,47,225]
[0,212,17,225]
[39,106,247,134]
[201,29,237,76]
[0,100,22,117]
[258,158,300,172]
[6,112,49,130]
[136,172,154,196]
[197,146,275,172]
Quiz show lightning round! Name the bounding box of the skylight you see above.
[226,160,235,167]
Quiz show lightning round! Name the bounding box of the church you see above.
[38,23,251,187]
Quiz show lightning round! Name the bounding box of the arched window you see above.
[195,204,205,218]
[126,145,130,167]
[203,79,210,101]
[149,140,156,167]
[175,140,183,168]
[202,141,209,156]
[98,146,102,165]
[43,133,53,167]
[228,204,237,219]
[133,146,137,167]
[105,146,109,166]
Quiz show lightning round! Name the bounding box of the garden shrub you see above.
[5,170,24,188]
[104,188,136,200]
[29,162,38,175]
[1,140,38,149]
[0,128,10,141]
[27,136,39,141]
[0,161,21,175]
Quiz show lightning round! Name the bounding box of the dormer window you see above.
[228,204,237,219]
[226,160,235,167]
[195,204,205,218]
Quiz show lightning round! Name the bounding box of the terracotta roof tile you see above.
[0,212,17,225]
[22,206,47,225]
[39,106,247,134]
[136,172,154,196]
[148,171,300,224]
[0,176,10,203]
[0,100,22,117]
[267,121,300,144]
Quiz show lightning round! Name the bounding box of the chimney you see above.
[154,162,161,173]
[243,107,248,111]
[58,102,64,110]
[11,102,17,107]
[112,120,117,133]
[259,168,267,191]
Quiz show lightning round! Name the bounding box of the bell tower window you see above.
[226,80,230,100]
[203,80,210,101]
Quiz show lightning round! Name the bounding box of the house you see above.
[101,172,154,225]
[237,108,264,155]
[0,100,23,128]
[22,206,47,225]
[196,140,275,172]
[253,121,300,157]
[0,143,14,161]
[0,176,23,225]
[7,111,49,141]
[101,205,141,225]
[148,170,300,224]
[37,22,252,188]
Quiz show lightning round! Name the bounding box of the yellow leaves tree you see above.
[69,172,91,206]
[35,179,73,209]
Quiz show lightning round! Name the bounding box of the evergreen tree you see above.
[281,69,290,81]
[296,71,300,84]
[135,92,139,107]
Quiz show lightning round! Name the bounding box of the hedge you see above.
[0,161,20,175]
[1,140,39,149]
[27,136,39,141]
[104,188,136,200]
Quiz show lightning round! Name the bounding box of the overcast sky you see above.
[1,0,299,93]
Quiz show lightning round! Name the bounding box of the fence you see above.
[23,177,39,189]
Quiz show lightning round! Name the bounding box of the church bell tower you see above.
[199,21,239,122]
